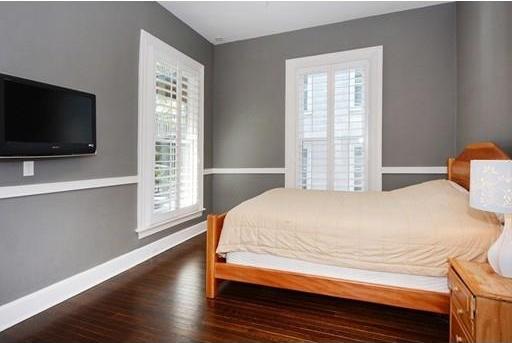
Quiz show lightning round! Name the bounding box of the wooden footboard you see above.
[206,214,226,298]
[205,214,449,313]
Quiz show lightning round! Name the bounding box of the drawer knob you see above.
[455,334,463,342]
[457,308,464,315]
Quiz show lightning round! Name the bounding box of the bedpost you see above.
[447,157,454,181]
[206,214,225,299]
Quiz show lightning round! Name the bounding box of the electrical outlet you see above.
[23,161,34,177]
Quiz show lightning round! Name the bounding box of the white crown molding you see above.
[0,221,206,332]
[0,176,138,200]
[203,167,447,175]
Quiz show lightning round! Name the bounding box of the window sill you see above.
[136,209,205,239]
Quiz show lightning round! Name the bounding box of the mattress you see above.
[227,251,449,293]
[217,180,500,277]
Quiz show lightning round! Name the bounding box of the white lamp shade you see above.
[470,160,512,214]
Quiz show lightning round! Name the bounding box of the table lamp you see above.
[470,160,512,277]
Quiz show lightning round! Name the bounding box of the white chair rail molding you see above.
[202,167,447,176]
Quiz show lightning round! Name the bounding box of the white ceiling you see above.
[160,1,446,45]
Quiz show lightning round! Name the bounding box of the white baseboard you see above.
[0,220,206,332]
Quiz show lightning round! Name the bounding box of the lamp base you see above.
[488,213,512,278]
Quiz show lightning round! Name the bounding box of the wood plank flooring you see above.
[0,234,448,342]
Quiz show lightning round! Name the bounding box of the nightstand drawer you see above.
[448,268,475,337]
[450,259,512,343]
[450,312,473,343]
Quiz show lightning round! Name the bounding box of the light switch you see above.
[23,161,34,177]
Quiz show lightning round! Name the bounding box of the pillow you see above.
[448,180,469,194]
[448,180,504,225]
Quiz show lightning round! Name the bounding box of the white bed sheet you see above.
[226,251,449,293]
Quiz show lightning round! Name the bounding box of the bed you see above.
[206,142,510,313]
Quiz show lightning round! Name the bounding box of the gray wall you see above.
[212,3,457,212]
[456,2,512,153]
[0,2,213,305]
[212,174,284,213]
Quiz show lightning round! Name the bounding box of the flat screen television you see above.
[0,73,96,157]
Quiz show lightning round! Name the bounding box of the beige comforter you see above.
[216,180,500,276]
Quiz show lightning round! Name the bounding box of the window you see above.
[137,30,204,238]
[285,46,382,192]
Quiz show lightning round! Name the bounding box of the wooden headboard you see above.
[448,142,510,190]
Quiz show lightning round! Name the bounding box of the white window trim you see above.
[285,46,383,191]
[137,30,204,239]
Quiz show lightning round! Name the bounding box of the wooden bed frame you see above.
[206,142,510,314]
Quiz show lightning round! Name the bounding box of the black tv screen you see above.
[0,73,96,157]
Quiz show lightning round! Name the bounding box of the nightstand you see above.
[448,259,512,342]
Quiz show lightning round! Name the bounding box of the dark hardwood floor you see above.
[0,234,448,342]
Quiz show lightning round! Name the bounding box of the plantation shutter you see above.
[154,61,179,214]
[138,30,204,238]
[153,58,201,218]
[178,68,200,209]
[296,61,369,191]
[334,62,368,191]
[296,70,329,190]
